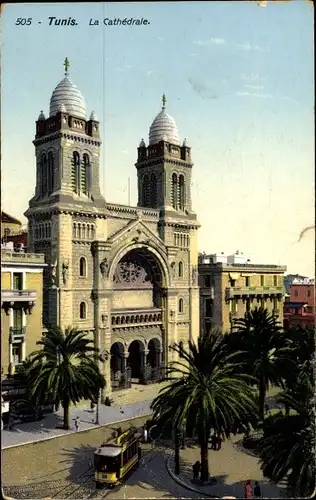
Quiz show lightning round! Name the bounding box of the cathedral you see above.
[25,59,200,395]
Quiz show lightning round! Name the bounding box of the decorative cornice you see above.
[135,157,193,169]
[33,132,101,147]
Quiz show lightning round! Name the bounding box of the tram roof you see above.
[95,446,122,457]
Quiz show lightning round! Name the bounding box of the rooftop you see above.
[1,243,46,266]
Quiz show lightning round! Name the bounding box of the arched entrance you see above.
[110,342,125,374]
[147,338,161,368]
[128,340,144,379]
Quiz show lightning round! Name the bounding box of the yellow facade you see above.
[1,248,46,375]
[199,261,286,334]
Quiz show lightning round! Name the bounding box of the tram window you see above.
[94,455,118,473]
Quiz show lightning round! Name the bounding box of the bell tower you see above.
[25,58,105,328]
[135,95,194,213]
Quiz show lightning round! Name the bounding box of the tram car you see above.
[94,426,142,488]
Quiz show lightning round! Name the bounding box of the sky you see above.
[1,1,314,277]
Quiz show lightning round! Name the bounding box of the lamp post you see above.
[174,426,181,475]
[95,349,108,425]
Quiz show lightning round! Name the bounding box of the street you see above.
[3,445,201,499]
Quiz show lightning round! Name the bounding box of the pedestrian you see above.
[254,481,261,498]
[216,434,222,451]
[192,460,201,480]
[245,480,253,499]
[210,433,217,450]
[143,425,148,443]
[74,416,80,431]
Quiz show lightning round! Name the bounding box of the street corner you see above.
[165,454,216,498]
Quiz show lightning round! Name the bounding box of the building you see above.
[199,251,286,333]
[283,277,315,329]
[1,212,28,250]
[1,211,22,239]
[24,59,200,395]
[1,241,46,375]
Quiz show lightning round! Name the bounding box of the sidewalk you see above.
[165,435,288,498]
[2,382,166,449]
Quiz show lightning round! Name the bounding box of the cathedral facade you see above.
[25,60,200,395]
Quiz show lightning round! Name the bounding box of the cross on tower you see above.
[162,93,166,108]
[64,57,70,74]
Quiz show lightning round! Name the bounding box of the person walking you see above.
[216,434,222,451]
[254,481,261,498]
[210,433,217,450]
[74,416,80,431]
[193,460,201,480]
[245,480,253,499]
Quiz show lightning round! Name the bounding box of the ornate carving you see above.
[100,258,109,278]
[62,262,69,285]
[120,261,142,282]
[101,314,108,326]
[191,266,198,285]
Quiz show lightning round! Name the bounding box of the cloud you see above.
[244,84,264,90]
[190,53,197,57]
[188,78,218,99]
[157,36,164,41]
[193,37,226,46]
[146,70,157,76]
[236,91,273,99]
[236,42,264,52]
[239,73,265,82]
[115,64,132,72]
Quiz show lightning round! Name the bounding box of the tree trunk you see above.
[259,374,266,422]
[174,428,180,475]
[200,438,209,482]
[63,397,70,430]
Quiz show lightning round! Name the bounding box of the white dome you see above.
[49,75,86,119]
[149,95,180,146]
[90,111,98,121]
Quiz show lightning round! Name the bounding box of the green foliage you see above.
[151,329,257,480]
[257,366,315,497]
[228,307,292,419]
[27,327,105,429]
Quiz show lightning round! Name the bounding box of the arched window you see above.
[178,298,184,313]
[142,175,150,206]
[40,154,47,197]
[178,261,183,278]
[47,151,54,195]
[172,173,178,209]
[82,154,90,195]
[79,302,87,320]
[79,257,87,277]
[178,175,185,210]
[150,173,157,208]
[72,152,80,193]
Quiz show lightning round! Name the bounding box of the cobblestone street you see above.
[3,444,200,499]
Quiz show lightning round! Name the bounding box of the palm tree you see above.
[257,365,315,497]
[28,327,105,429]
[151,330,257,481]
[231,307,290,421]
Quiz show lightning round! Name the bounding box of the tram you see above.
[94,426,142,488]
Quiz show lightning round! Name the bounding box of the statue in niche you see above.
[50,256,57,285]
[62,262,69,285]
[191,266,198,285]
[100,258,109,278]
[101,314,108,326]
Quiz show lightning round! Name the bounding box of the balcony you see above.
[111,308,163,329]
[9,327,26,342]
[226,286,283,300]
[1,290,37,315]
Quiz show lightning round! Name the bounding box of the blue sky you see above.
[2,1,314,276]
